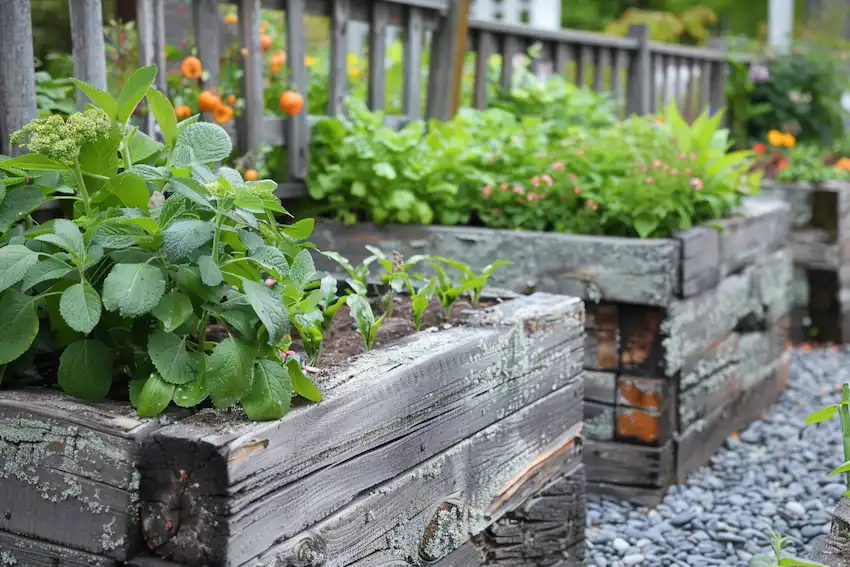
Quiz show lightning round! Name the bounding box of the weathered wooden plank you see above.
[679,362,740,428]
[244,390,583,567]
[593,47,610,92]
[584,396,673,447]
[0,390,169,560]
[473,30,496,109]
[584,303,618,371]
[809,533,850,567]
[311,221,681,306]
[583,371,617,405]
[237,0,263,155]
[367,2,390,111]
[759,181,813,227]
[585,439,675,490]
[69,0,108,109]
[467,466,586,567]
[402,6,425,119]
[675,226,721,297]
[749,247,794,327]
[625,25,650,116]
[618,304,664,377]
[716,198,790,277]
[554,43,573,79]
[611,49,626,113]
[284,0,309,179]
[139,294,584,566]
[425,0,469,120]
[500,34,522,91]
[136,0,156,135]
[192,0,221,90]
[576,44,592,87]
[738,323,788,391]
[676,351,789,482]
[791,229,840,270]
[0,0,37,156]
[328,0,350,117]
[0,530,117,567]
[679,332,740,391]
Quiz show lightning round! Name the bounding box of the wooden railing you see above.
[1,0,749,179]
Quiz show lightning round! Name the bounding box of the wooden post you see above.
[69,0,108,109]
[426,0,470,121]
[238,0,264,156]
[626,24,651,117]
[708,38,727,124]
[284,0,308,179]
[136,0,155,134]
[0,0,37,156]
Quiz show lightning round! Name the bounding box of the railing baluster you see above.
[671,56,681,112]
[403,6,424,119]
[193,0,220,119]
[0,0,37,156]
[328,0,350,117]
[237,0,263,156]
[473,30,495,109]
[136,0,156,134]
[285,0,308,179]
[709,39,727,123]
[594,46,609,92]
[368,2,389,111]
[69,0,107,109]
[153,0,166,92]
[576,44,592,86]
[612,48,625,115]
[500,34,521,91]
[684,58,695,121]
[626,24,650,116]
[554,42,572,78]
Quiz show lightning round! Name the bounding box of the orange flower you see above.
[244,169,259,181]
[227,94,236,105]
[181,56,203,80]
[753,142,766,156]
[767,129,783,146]
[305,55,318,68]
[777,158,790,171]
[213,104,234,124]
[224,13,238,24]
[836,157,850,170]
[279,90,304,116]
[241,47,248,57]
[174,105,192,119]
[197,90,221,112]
[260,34,273,51]
[782,133,796,148]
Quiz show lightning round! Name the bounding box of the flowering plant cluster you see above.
[751,129,850,182]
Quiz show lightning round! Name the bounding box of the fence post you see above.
[69,0,108,109]
[426,0,470,121]
[626,24,651,116]
[708,38,728,123]
[0,0,37,156]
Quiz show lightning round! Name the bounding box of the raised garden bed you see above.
[760,180,850,344]
[0,292,585,567]
[311,197,794,504]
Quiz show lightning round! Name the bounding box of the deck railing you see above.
[1,0,751,181]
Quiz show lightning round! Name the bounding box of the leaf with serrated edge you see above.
[287,358,322,402]
[0,290,40,365]
[289,249,316,290]
[198,255,223,286]
[250,245,290,279]
[148,329,200,385]
[243,359,293,420]
[151,291,194,333]
[58,339,113,401]
[177,122,233,163]
[0,244,39,293]
[162,218,214,260]
[102,263,166,317]
[242,279,289,345]
[137,373,176,417]
[60,283,102,334]
[22,257,73,290]
[206,337,255,408]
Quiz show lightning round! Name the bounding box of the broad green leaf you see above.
[162,218,214,260]
[72,79,118,118]
[805,404,839,425]
[279,218,315,240]
[91,219,148,250]
[79,125,121,195]
[171,265,223,303]
[0,244,39,293]
[57,339,113,401]
[137,373,176,417]
[22,257,73,290]
[249,245,290,280]
[777,557,827,567]
[151,291,194,333]
[102,263,166,317]
[44,279,82,348]
[117,65,157,123]
[373,162,396,179]
[59,283,102,334]
[206,337,255,408]
[198,255,223,286]
[173,374,208,408]
[0,187,47,234]
[129,377,146,408]
[35,218,84,258]
[148,329,201,385]
[218,299,258,339]
[0,290,40,365]
[171,145,195,168]
[287,357,322,402]
[168,178,214,211]
[146,87,178,146]
[129,130,164,164]
[242,359,293,420]
[111,170,151,209]
[289,249,316,290]
[239,230,264,253]
[0,154,68,172]
[243,279,290,345]
[176,122,233,164]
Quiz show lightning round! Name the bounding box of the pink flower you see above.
[500,183,509,190]
[679,153,687,160]
[576,149,585,157]
[552,161,565,170]
[684,168,692,175]
[264,278,277,287]
[641,166,648,173]
[519,198,526,204]
[481,186,493,196]
[663,163,670,171]
[585,200,598,211]
[652,159,662,169]
[690,177,703,191]
[528,193,539,202]
[568,173,577,182]
[542,174,553,186]
[279,349,296,361]
[531,176,540,188]
[690,153,697,160]
[560,195,568,201]
[513,185,525,195]
[573,187,582,195]
[670,168,679,175]
[645,177,654,184]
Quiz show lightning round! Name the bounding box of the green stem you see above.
[122,124,136,171]
[82,171,110,181]
[211,213,224,264]
[841,383,850,488]
[73,163,93,218]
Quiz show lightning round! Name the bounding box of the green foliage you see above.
[345,294,385,351]
[0,66,326,420]
[748,532,826,566]
[774,145,850,182]
[35,58,76,117]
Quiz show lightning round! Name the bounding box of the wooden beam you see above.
[0,0,37,156]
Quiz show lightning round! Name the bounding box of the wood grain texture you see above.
[138,293,584,566]
[715,198,790,277]
[674,226,720,298]
[585,440,675,490]
[0,0,38,156]
[243,388,583,567]
[0,530,117,567]
[311,221,681,306]
[69,0,108,109]
[0,390,169,560]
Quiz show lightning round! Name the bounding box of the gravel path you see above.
[586,348,849,566]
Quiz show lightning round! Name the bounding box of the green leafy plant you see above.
[748,532,826,566]
[34,58,76,117]
[410,278,437,331]
[806,383,850,488]
[0,65,323,421]
[345,294,385,351]
[319,250,374,295]
[431,257,511,307]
